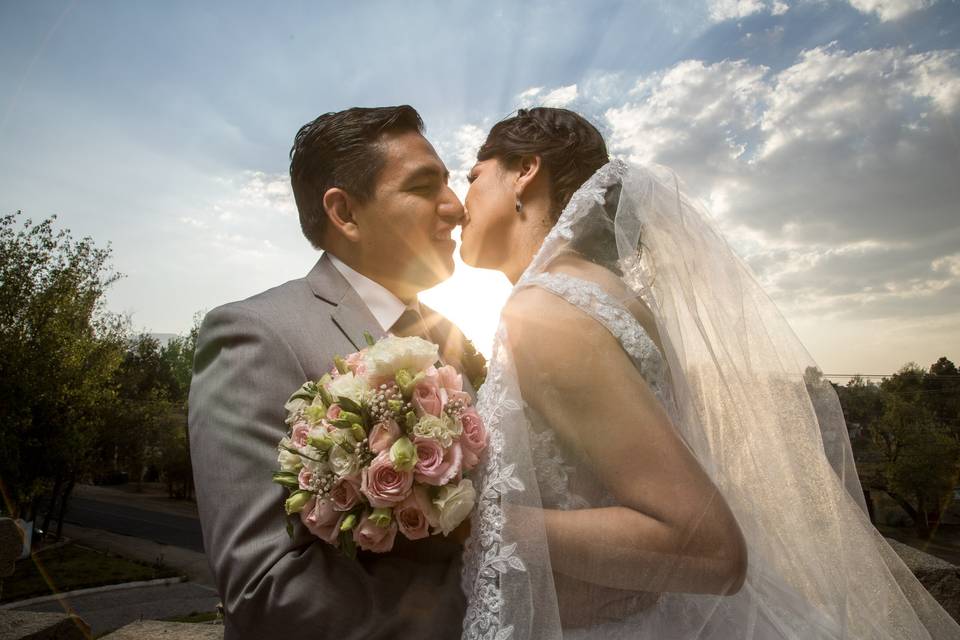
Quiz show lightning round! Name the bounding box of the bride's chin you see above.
[458,242,481,268]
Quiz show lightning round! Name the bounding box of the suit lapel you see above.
[306,253,387,352]
[306,254,479,400]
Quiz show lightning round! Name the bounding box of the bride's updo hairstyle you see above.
[477,107,608,221]
[477,107,622,272]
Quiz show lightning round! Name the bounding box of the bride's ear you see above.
[514,155,543,199]
[322,188,361,242]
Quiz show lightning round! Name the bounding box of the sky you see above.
[1,0,958,377]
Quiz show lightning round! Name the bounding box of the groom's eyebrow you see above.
[402,165,449,186]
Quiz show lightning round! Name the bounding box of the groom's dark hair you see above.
[289,105,425,249]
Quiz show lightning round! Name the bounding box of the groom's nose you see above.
[438,185,466,224]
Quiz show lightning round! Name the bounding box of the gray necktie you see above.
[391,306,432,339]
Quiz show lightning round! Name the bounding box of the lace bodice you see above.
[519,271,679,512]
[461,270,680,640]
[462,160,679,640]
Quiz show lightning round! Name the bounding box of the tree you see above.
[101,333,173,491]
[923,357,960,442]
[874,392,958,538]
[835,359,960,538]
[157,315,201,499]
[0,211,127,530]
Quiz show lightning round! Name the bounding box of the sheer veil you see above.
[460,159,960,639]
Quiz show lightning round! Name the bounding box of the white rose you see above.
[283,397,309,424]
[328,444,358,478]
[277,449,302,472]
[412,414,458,448]
[363,336,439,378]
[326,371,368,406]
[300,455,327,477]
[433,478,476,535]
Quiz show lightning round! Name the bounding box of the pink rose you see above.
[436,365,463,393]
[368,419,401,454]
[291,421,311,447]
[329,473,362,511]
[412,378,443,417]
[458,407,488,471]
[326,404,342,421]
[353,512,399,553]
[414,438,462,486]
[361,451,414,508]
[298,466,316,490]
[344,351,367,376]
[395,487,435,540]
[300,497,344,545]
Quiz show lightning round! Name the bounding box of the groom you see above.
[188,106,472,640]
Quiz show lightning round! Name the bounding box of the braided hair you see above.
[478,107,624,273]
[476,107,609,221]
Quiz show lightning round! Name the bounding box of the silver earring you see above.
[515,198,522,214]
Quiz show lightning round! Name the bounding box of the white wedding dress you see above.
[460,160,960,639]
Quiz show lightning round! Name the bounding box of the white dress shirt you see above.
[327,253,417,331]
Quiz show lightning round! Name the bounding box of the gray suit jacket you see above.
[188,253,469,640]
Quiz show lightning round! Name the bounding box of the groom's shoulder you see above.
[217,276,313,318]
[201,274,318,338]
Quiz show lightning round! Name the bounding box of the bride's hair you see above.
[479,107,624,274]
[477,107,609,221]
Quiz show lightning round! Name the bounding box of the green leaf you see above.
[337,396,363,415]
[363,331,376,347]
[339,530,357,560]
[272,471,301,489]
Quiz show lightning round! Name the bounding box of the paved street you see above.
[62,495,203,552]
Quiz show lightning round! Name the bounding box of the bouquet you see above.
[273,334,488,556]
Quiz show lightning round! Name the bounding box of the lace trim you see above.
[521,272,670,401]
[522,159,629,280]
[461,327,525,640]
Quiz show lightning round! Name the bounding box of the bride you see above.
[456,107,959,639]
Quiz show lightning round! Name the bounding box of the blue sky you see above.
[2,0,959,374]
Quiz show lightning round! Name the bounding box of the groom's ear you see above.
[322,188,362,243]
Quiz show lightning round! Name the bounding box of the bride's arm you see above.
[504,287,747,596]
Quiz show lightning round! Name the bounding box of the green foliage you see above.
[836,357,960,538]
[93,323,201,499]
[0,211,128,517]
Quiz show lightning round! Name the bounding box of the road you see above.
[38,493,204,552]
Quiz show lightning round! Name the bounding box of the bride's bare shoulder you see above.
[509,255,666,354]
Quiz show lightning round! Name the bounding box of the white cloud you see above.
[847,0,932,21]
[442,124,486,199]
[517,84,579,108]
[524,44,960,333]
[707,0,790,22]
[236,171,296,216]
[932,254,960,278]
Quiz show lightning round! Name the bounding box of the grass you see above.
[163,610,222,623]
[0,542,181,603]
